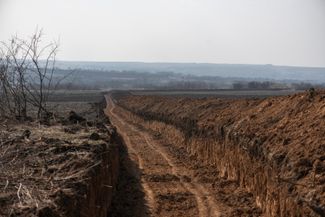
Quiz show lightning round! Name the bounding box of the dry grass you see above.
[0,100,114,216]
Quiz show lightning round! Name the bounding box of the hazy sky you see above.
[1,0,325,67]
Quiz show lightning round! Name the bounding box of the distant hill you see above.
[54,61,325,83]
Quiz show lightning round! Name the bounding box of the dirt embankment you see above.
[0,100,121,217]
[115,90,325,216]
[107,95,261,217]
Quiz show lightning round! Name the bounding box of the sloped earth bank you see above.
[0,100,121,217]
[106,95,261,217]
[111,90,325,217]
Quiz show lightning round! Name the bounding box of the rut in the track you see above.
[106,95,222,217]
[141,130,221,217]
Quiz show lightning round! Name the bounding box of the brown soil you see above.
[111,89,325,216]
[0,101,120,217]
[106,95,261,217]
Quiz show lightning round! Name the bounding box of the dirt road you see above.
[105,95,225,217]
[105,95,262,217]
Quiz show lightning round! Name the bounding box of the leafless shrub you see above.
[0,29,63,120]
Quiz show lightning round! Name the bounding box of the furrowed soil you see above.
[107,89,325,217]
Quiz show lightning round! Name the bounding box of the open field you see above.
[18,90,107,121]
[130,89,302,98]
[48,90,105,102]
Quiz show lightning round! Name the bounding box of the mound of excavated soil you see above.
[0,109,119,217]
[115,89,325,216]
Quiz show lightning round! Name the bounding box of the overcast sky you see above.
[0,0,324,67]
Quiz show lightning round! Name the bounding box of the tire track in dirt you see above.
[107,96,198,216]
[141,131,221,217]
[129,122,210,216]
[120,132,157,216]
[128,123,220,216]
[105,97,157,216]
[106,95,222,217]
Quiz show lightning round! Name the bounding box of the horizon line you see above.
[53,59,325,69]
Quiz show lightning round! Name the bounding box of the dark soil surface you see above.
[0,97,118,217]
[130,89,301,99]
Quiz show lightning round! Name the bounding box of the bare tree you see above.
[24,30,59,118]
[0,40,27,118]
[0,29,61,120]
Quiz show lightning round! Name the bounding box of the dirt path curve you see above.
[105,95,222,217]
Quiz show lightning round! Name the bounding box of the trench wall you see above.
[115,94,324,217]
[55,133,121,217]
